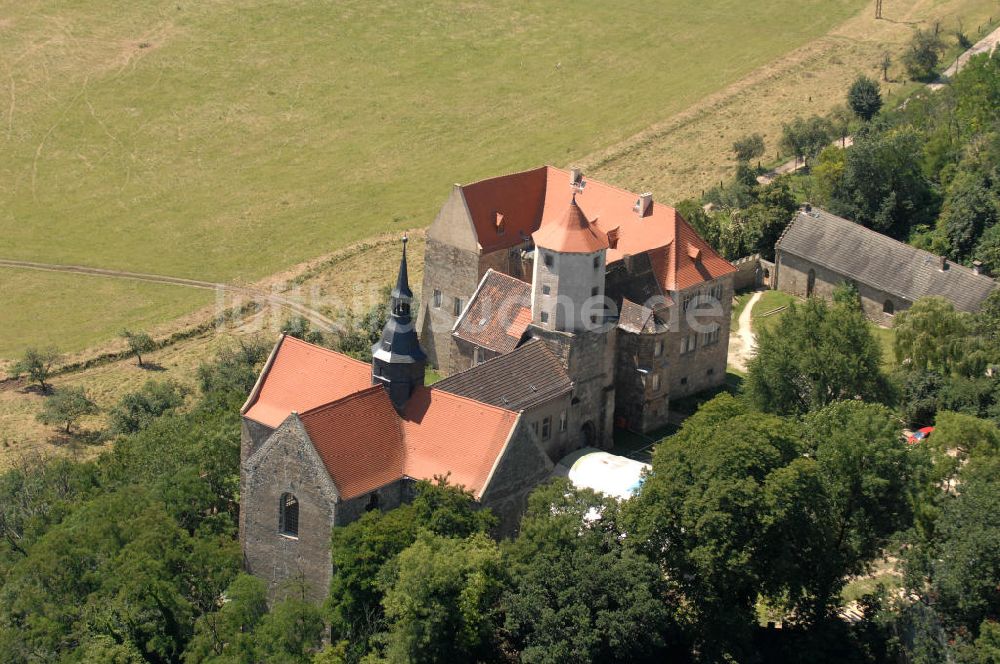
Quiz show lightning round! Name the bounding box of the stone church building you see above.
[240,166,736,600]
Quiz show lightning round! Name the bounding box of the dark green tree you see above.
[732,133,766,163]
[120,328,156,367]
[745,296,892,415]
[893,297,975,375]
[108,380,188,436]
[249,598,325,664]
[974,223,1000,277]
[36,386,99,435]
[503,480,675,663]
[378,533,503,663]
[780,115,832,167]
[184,573,268,663]
[829,125,937,238]
[280,316,326,346]
[903,29,944,81]
[847,75,883,121]
[625,395,804,659]
[7,346,59,392]
[939,172,999,260]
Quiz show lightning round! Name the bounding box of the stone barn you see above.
[774,206,998,325]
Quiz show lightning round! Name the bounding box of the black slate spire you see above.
[372,236,427,413]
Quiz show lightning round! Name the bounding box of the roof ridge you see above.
[459,164,549,191]
[281,335,372,368]
[426,383,522,417]
[546,166,677,215]
[298,384,387,419]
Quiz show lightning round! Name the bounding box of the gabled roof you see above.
[247,339,523,500]
[453,269,532,354]
[778,208,999,311]
[434,339,573,411]
[242,335,372,428]
[618,299,658,334]
[459,165,734,290]
[533,195,609,254]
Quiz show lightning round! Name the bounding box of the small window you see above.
[473,347,485,366]
[433,289,442,308]
[702,325,720,346]
[453,297,464,316]
[542,417,552,440]
[707,368,715,376]
[591,315,599,324]
[542,285,551,295]
[532,421,539,435]
[883,300,895,315]
[279,493,299,538]
[541,312,549,323]
[680,376,688,385]
[682,294,693,312]
[653,339,664,357]
[681,334,697,354]
[651,373,661,391]
[366,492,380,512]
[544,253,553,268]
[559,411,567,432]
[593,256,600,269]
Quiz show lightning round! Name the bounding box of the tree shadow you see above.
[48,429,104,449]
[18,382,53,396]
[878,17,921,26]
[138,362,166,372]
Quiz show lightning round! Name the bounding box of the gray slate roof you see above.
[434,339,572,412]
[778,208,998,312]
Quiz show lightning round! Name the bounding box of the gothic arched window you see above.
[279,493,299,538]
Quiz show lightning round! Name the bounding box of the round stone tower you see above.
[530,194,609,333]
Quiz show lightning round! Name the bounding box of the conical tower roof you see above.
[532,194,609,253]
[391,235,413,301]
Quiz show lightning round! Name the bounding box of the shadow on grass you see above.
[139,362,167,372]
[48,429,104,450]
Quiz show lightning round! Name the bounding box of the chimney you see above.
[634,192,653,217]
[803,202,812,213]
[607,226,620,250]
[570,167,583,186]
[940,256,949,271]
[973,260,984,275]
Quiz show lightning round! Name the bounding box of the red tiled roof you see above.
[460,166,734,291]
[300,387,404,500]
[533,196,609,254]
[454,270,532,354]
[296,385,518,500]
[401,387,519,499]
[242,336,372,428]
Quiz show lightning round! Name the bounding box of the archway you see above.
[580,421,596,447]
[883,300,894,315]
[806,269,816,297]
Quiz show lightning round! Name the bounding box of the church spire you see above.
[372,236,427,414]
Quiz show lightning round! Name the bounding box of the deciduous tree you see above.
[36,386,99,435]
[848,75,883,121]
[8,347,59,392]
[120,328,156,367]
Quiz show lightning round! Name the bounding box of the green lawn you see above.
[0,268,212,359]
[750,290,799,336]
[0,0,867,357]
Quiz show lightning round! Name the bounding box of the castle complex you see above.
[239,166,735,600]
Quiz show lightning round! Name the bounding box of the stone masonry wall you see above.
[614,329,671,433]
[241,417,339,603]
[478,421,554,536]
[667,273,734,398]
[418,237,481,371]
[776,250,907,326]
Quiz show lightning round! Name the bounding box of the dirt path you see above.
[930,23,1000,89]
[728,291,763,373]
[0,258,339,332]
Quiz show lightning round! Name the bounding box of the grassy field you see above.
[0,0,875,358]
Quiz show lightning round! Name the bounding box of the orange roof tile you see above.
[401,387,519,499]
[506,306,532,339]
[243,336,373,428]
[460,166,734,291]
[532,196,609,254]
[300,387,405,500]
[293,385,518,500]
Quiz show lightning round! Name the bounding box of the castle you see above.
[239,166,735,600]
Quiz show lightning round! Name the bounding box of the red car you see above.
[907,426,934,445]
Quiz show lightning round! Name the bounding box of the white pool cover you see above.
[553,447,651,500]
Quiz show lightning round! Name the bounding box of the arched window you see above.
[279,493,299,538]
[883,300,895,315]
[807,269,816,297]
